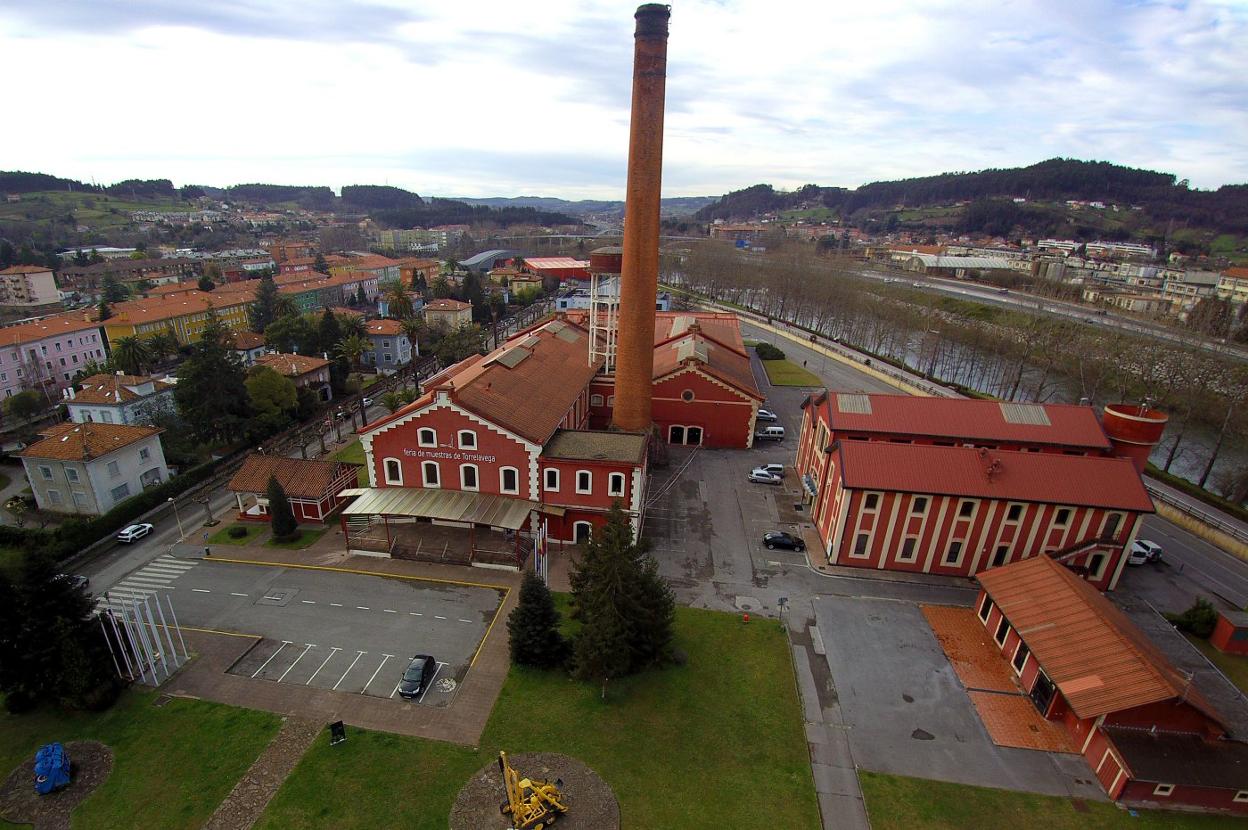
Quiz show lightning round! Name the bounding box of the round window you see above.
[681,389,695,402]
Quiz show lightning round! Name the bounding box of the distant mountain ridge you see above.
[450,195,717,218]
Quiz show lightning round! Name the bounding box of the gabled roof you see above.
[425,298,471,312]
[815,393,1112,450]
[978,556,1221,723]
[0,265,53,275]
[366,319,600,445]
[835,441,1153,511]
[652,331,763,401]
[19,422,162,461]
[231,331,266,350]
[543,429,647,464]
[227,454,354,499]
[71,373,173,405]
[366,319,404,336]
[254,352,329,377]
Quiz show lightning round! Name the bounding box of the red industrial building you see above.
[795,392,1160,590]
[522,257,591,282]
[977,556,1248,813]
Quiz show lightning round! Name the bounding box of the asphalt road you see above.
[738,319,898,395]
[96,557,502,705]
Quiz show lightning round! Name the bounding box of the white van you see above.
[756,425,786,441]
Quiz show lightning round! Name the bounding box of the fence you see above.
[1145,482,1248,546]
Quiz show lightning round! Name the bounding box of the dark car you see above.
[397,655,438,700]
[763,531,805,552]
[56,574,89,592]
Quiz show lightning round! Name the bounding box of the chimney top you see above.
[634,4,670,37]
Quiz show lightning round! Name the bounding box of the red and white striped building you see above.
[795,393,1155,590]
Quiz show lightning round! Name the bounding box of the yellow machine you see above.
[498,751,569,829]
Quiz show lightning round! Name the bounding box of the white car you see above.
[116,523,154,543]
[1128,540,1163,566]
[747,470,782,485]
[362,397,374,407]
[756,463,785,477]
[756,409,778,422]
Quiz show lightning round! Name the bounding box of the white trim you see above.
[418,427,437,447]
[607,471,626,497]
[544,467,560,492]
[572,520,593,543]
[421,461,440,488]
[1234,790,1248,804]
[499,466,520,495]
[978,594,993,622]
[877,492,904,570]
[460,463,480,491]
[1010,640,1029,675]
[590,393,604,406]
[457,429,477,450]
[1152,783,1174,797]
[382,457,403,485]
[1080,715,1105,754]
[896,536,919,563]
[994,615,1010,646]
[575,469,592,494]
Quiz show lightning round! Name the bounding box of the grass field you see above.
[258,605,820,829]
[860,771,1243,830]
[1185,634,1248,695]
[264,527,328,550]
[0,191,193,233]
[762,358,823,386]
[0,691,280,830]
[333,439,368,485]
[208,524,266,546]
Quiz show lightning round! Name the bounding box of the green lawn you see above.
[333,439,368,486]
[208,524,267,546]
[264,527,328,550]
[258,605,820,829]
[762,358,823,386]
[1185,634,1248,695]
[0,691,281,830]
[860,771,1243,830]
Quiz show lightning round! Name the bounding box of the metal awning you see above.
[802,474,818,497]
[340,487,551,530]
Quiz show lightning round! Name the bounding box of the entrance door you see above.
[1029,669,1056,715]
[573,522,592,543]
[669,425,685,444]
[685,426,703,445]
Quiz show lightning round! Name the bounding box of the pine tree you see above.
[248,274,281,333]
[174,309,251,443]
[355,284,367,306]
[266,474,298,541]
[507,571,570,669]
[97,298,112,321]
[313,252,329,274]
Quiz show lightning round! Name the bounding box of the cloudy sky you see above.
[2,0,1246,199]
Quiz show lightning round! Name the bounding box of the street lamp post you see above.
[167,497,185,542]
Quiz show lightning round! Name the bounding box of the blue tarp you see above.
[34,743,70,794]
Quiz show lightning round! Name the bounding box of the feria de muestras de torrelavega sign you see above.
[402,447,498,464]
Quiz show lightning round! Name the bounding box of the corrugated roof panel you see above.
[494,348,530,369]
[837,394,872,414]
[999,402,1051,426]
[341,487,538,530]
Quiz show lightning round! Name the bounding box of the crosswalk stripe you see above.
[118,577,174,587]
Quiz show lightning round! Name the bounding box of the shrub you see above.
[755,342,786,360]
[228,525,248,539]
[1165,598,1219,639]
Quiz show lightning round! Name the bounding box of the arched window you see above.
[544,468,559,491]
[500,467,520,495]
[418,428,437,447]
[422,461,440,487]
[576,470,592,494]
[608,472,626,497]
[573,521,593,543]
[590,394,604,406]
[383,458,403,485]
[461,464,479,491]
[458,430,477,450]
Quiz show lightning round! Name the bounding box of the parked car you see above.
[56,573,89,592]
[757,463,785,477]
[362,397,374,407]
[762,531,805,552]
[748,469,782,485]
[116,523,154,543]
[755,426,786,441]
[397,654,438,700]
[756,408,778,422]
[1128,540,1163,566]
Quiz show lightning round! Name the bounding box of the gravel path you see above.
[0,740,113,830]
[451,752,619,830]
[202,715,321,830]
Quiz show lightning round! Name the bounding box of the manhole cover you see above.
[257,589,297,607]
[437,678,457,693]
[734,596,761,612]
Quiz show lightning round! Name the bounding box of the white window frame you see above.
[1005,502,1024,522]
[573,521,593,542]
[957,499,975,519]
[944,540,965,567]
[909,496,928,517]
[418,427,437,448]
[39,465,53,481]
[66,468,79,483]
[457,430,477,450]
[460,463,479,491]
[850,533,871,559]
[1054,507,1072,528]
[1152,783,1174,797]
[107,460,120,478]
[139,447,150,461]
[1102,511,1124,539]
[1011,640,1030,675]
[897,537,918,563]
[1234,790,1248,803]
[978,594,993,622]
[575,470,592,494]
[383,457,403,485]
[422,461,440,488]
[590,393,604,406]
[994,616,1010,646]
[863,492,881,512]
[500,466,520,495]
[48,489,62,505]
[607,472,626,497]
[544,468,559,492]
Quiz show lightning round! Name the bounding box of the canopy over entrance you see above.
[340,487,560,530]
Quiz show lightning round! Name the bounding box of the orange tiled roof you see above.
[977,556,1222,723]
[1223,267,1248,280]
[254,352,329,377]
[366,319,404,335]
[19,422,162,461]
[106,291,249,325]
[0,265,52,275]
[71,373,173,405]
[0,314,100,347]
[231,331,266,350]
[228,454,353,499]
[344,255,397,270]
[425,298,471,312]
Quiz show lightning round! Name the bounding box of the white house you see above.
[65,372,176,425]
[18,423,169,516]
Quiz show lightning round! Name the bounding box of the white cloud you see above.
[0,0,1244,198]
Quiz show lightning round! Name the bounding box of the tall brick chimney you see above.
[612,3,670,433]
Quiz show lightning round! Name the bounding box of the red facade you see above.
[1212,612,1248,656]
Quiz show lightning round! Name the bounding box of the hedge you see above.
[755,342,786,360]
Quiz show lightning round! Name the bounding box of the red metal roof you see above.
[835,441,1154,512]
[978,556,1223,724]
[522,257,589,271]
[819,393,1112,450]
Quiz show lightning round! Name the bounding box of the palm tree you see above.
[380,391,404,413]
[383,280,413,319]
[338,313,367,339]
[112,335,153,376]
[400,317,425,351]
[335,333,370,375]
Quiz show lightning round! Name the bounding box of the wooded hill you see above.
[693,159,1248,241]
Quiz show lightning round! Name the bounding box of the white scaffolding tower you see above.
[589,272,619,372]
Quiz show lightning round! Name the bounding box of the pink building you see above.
[0,315,106,402]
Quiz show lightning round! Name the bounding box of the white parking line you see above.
[333,651,366,690]
[301,600,316,604]
[410,612,422,616]
[419,662,447,703]
[457,619,472,623]
[330,602,343,607]
[307,647,342,685]
[263,595,282,601]
[434,615,447,620]
[192,588,211,593]
[251,640,292,678]
[363,654,394,693]
[230,592,248,597]
[383,609,396,613]
[278,644,315,682]
[356,606,370,610]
